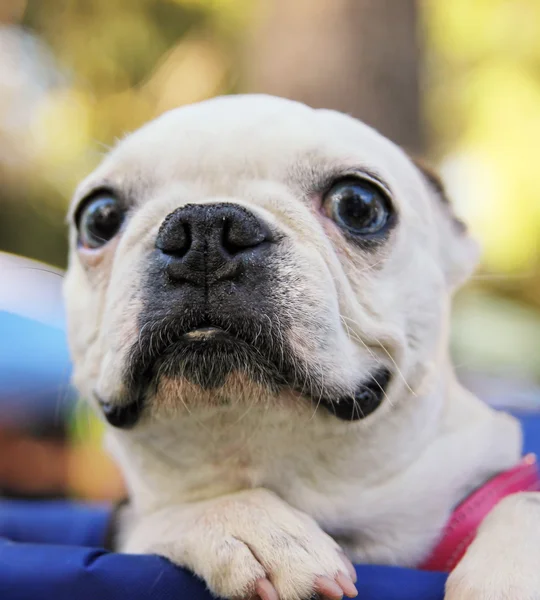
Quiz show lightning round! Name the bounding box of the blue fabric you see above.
[520,413,540,456]
[0,510,448,600]
[0,413,538,600]
[0,539,212,600]
[0,501,111,548]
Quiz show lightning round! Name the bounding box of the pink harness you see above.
[419,453,540,572]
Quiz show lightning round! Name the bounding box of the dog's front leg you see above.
[445,491,540,600]
[121,488,358,600]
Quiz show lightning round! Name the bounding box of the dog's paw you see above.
[445,492,540,600]
[122,488,357,600]
[445,566,540,600]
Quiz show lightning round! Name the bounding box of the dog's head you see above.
[64,95,478,429]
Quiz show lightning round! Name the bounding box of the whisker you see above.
[340,316,383,368]
[353,257,388,276]
[308,350,327,422]
[351,393,365,422]
[340,314,416,398]
[1,266,65,279]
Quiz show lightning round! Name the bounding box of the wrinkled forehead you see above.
[73,95,425,209]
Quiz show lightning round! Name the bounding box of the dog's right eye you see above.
[76,193,124,249]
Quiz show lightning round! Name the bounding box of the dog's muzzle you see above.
[97,202,392,428]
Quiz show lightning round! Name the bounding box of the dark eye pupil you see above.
[90,202,120,235]
[79,197,123,248]
[330,181,389,234]
[338,189,374,224]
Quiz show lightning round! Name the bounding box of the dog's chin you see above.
[153,331,392,423]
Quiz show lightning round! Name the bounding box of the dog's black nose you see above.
[155,203,273,283]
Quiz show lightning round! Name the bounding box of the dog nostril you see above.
[221,214,269,255]
[155,221,191,257]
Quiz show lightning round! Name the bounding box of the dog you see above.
[64,95,540,600]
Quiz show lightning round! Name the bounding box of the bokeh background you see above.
[1,0,539,500]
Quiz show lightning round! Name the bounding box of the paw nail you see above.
[255,578,279,600]
[336,572,358,597]
[315,576,344,600]
[338,552,357,583]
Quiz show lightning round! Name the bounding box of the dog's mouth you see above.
[100,315,392,428]
[153,322,285,391]
[120,314,287,400]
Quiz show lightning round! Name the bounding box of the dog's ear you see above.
[411,157,480,290]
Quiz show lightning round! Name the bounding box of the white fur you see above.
[64,95,530,600]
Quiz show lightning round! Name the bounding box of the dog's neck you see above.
[106,356,521,565]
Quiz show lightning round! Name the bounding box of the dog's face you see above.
[64,95,478,429]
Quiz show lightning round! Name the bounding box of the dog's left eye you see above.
[77,193,124,249]
[323,178,392,236]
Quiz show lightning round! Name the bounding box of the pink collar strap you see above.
[419,454,540,572]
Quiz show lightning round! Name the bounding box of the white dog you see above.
[64,95,540,600]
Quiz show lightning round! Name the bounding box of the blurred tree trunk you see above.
[244,0,423,153]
